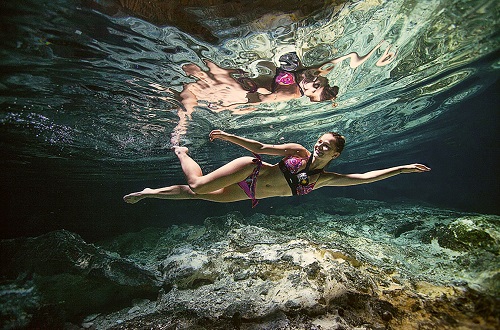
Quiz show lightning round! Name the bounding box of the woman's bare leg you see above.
[124,148,257,204]
[173,146,203,179]
[123,185,196,204]
[173,146,256,194]
[123,183,249,204]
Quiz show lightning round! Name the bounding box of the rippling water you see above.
[0,0,499,239]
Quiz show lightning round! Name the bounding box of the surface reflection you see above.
[168,41,395,145]
[85,0,334,43]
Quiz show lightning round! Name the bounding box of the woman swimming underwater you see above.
[123,130,430,207]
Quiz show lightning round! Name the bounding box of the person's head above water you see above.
[313,132,346,161]
[297,69,339,102]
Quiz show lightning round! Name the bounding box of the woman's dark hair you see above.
[326,132,345,153]
[320,85,339,101]
[298,69,339,102]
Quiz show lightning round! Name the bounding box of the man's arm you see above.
[209,130,309,157]
[318,164,431,187]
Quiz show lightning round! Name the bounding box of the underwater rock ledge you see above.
[1,198,499,329]
[0,230,161,329]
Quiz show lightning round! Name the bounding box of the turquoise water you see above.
[0,0,499,328]
[0,0,498,240]
[0,0,497,241]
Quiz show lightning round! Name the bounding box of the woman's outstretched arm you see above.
[315,41,396,76]
[209,130,309,158]
[319,164,431,187]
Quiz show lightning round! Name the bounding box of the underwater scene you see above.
[0,0,499,329]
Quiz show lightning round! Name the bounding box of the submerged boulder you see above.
[0,230,161,328]
[424,217,498,253]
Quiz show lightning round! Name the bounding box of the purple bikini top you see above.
[275,71,296,86]
[280,155,323,196]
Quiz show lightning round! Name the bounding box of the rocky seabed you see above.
[1,198,499,329]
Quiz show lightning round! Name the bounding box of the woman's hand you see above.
[400,164,431,173]
[209,130,231,142]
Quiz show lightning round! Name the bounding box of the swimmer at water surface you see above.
[124,130,430,207]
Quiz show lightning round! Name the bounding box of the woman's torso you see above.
[254,157,321,198]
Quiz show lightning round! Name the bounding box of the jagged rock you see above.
[424,217,498,253]
[87,204,499,329]
[0,230,161,328]
[0,280,39,329]
[2,199,500,329]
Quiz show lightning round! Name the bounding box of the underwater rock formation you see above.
[0,230,160,329]
[1,198,499,329]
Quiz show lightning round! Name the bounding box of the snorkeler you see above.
[123,130,430,207]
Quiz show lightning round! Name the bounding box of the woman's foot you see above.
[123,188,154,204]
[172,146,189,156]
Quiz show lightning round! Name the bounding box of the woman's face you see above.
[313,133,340,159]
[299,71,328,102]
